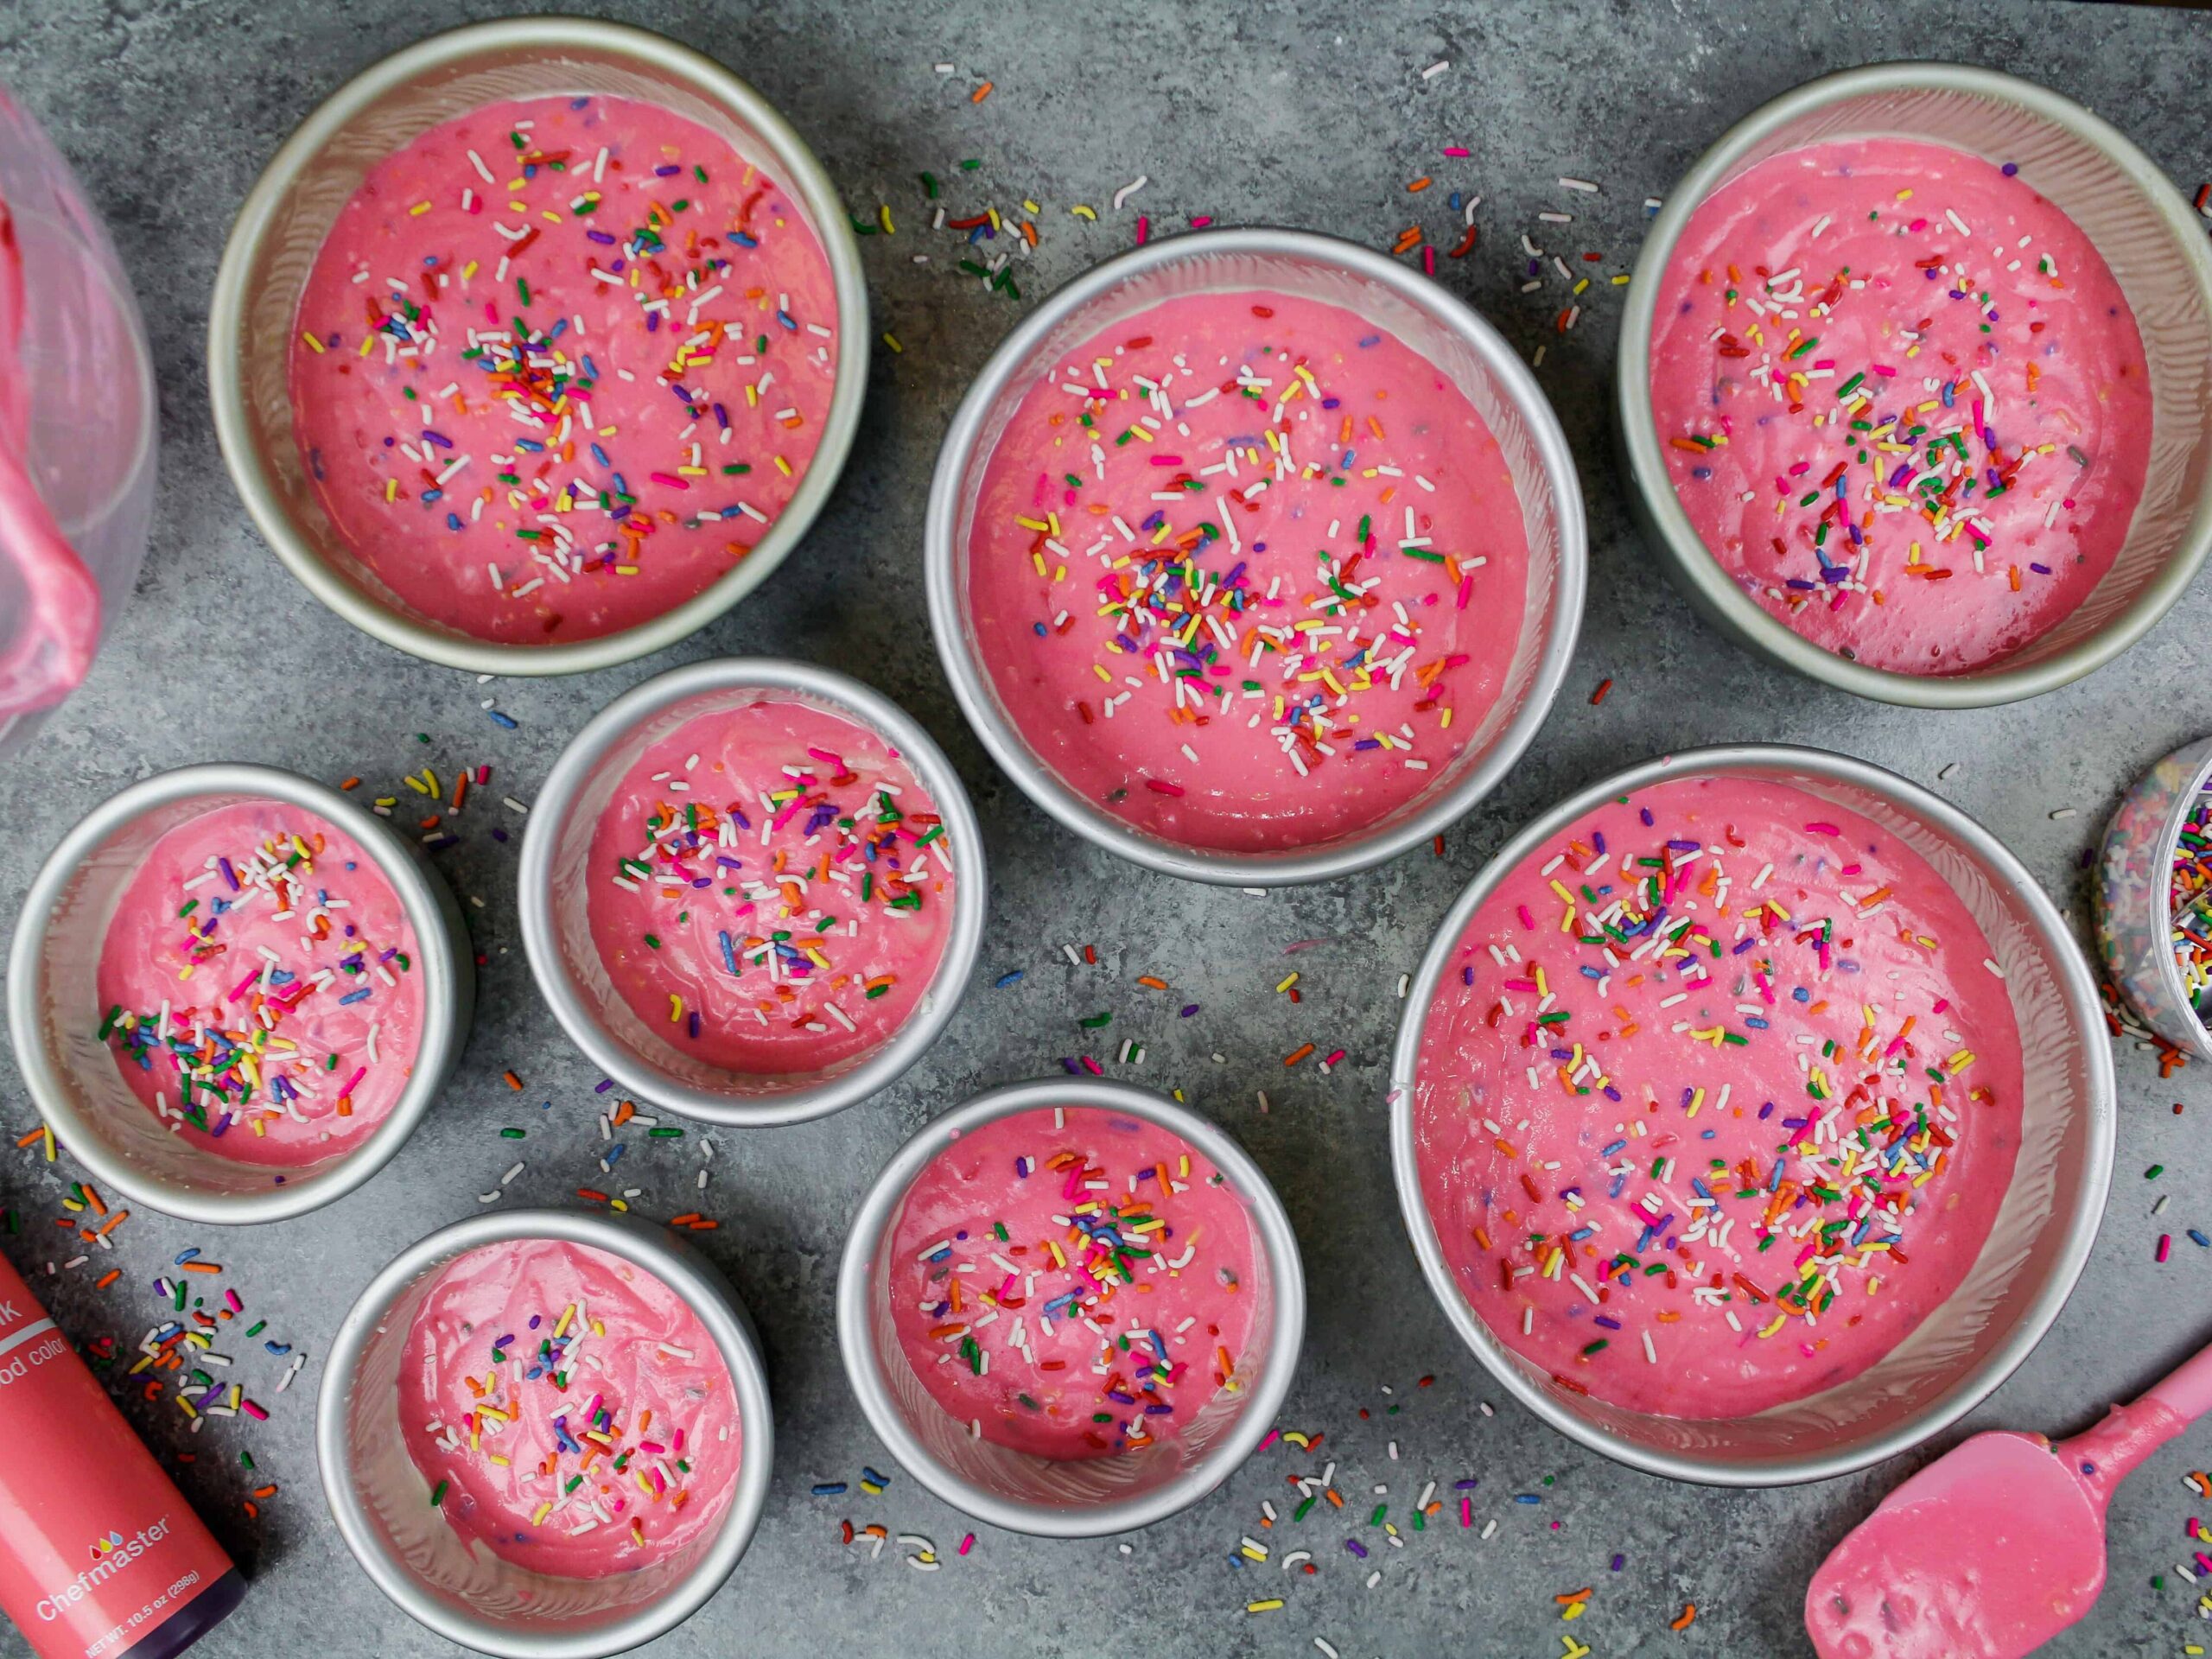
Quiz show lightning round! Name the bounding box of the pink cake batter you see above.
[887,1106,1262,1459]
[398,1238,741,1576]
[96,799,423,1167]
[1651,138,2152,673]
[967,289,1531,853]
[1412,773,2026,1417]
[585,697,957,1074]
[289,94,839,645]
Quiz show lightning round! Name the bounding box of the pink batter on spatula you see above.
[1805,1342,2212,1658]
[887,1106,1261,1459]
[585,697,957,1075]
[95,799,423,1167]
[289,94,838,645]
[1651,138,2151,673]
[1413,773,2024,1417]
[398,1238,741,1577]
[967,289,1531,854]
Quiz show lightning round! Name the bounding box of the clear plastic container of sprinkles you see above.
[2096,733,2212,1062]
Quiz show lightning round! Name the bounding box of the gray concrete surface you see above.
[0,0,2207,1653]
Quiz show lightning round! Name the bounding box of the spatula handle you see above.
[2142,1336,2212,1425]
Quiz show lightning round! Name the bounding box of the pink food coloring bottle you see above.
[0,1251,243,1657]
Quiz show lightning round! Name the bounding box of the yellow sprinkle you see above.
[1245,1599,1285,1614]
[882,333,903,354]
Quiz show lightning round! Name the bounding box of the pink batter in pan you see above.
[289,94,839,644]
[967,289,1530,853]
[584,697,957,1075]
[95,799,423,1167]
[887,1106,1261,1459]
[397,1238,741,1577]
[1413,773,2024,1417]
[1651,138,2151,673]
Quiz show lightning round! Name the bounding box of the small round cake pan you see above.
[207,16,869,677]
[5,764,474,1226]
[1617,62,2212,708]
[1389,744,2113,1486]
[836,1077,1306,1537]
[924,226,1586,887]
[318,1207,772,1659]
[517,657,985,1128]
[2097,733,2212,1060]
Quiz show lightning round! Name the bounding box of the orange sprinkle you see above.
[1671,1604,1698,1631]
[1407,176,1433,193]
[1135,976,1169,990]
[970,81,993,103]
[95,1269,121,1289]
[503,1070,524,1090]
[1283,1043,1316,1066]
[178,1261,222,1274]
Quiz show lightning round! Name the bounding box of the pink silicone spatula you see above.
[1805,1339,2212,1658]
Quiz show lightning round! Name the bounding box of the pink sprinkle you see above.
[1456,573,1474,609]
[2159,1235,2174,1262]
[336,1066,367,1099]
[1423,245,1436,276]
[227,969,262,1003]
[806,747,844,766]
[1079,1055,1103,1077]
[1256,1428,1281,1452]
[958,1533,975,1556]
[241,1399,268,1421]
[1516,905,1536,932]
[1190,216,1213,229]
[650,471,690,490]
[1461,1496,1474,1527]
[1135,214,1150,245]
[1324,1049,1346,1067]
[224,1289,242,1313]
[1804,822,1841,836]
[1442,146,1471,157]
[1145,779,1185,796]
